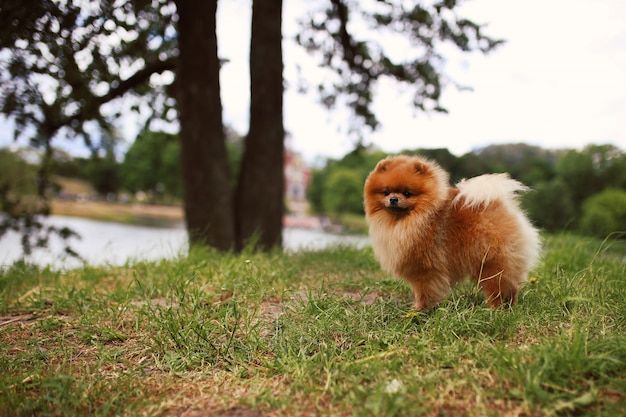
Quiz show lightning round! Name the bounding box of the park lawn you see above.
[0,234,625,416]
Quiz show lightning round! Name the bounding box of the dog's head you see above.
[364,155,450,218]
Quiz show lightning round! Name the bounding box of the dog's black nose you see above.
[389,197,399,205]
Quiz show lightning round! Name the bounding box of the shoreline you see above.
[50,199,347,231]
[50,199,184,227]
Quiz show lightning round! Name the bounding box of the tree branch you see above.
[98,57,178,106]
[62,56,178,129]
[329,0,370,78]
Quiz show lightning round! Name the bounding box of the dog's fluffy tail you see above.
[454,173,529,210]
[455,173,541,270]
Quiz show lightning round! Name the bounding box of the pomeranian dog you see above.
[364,155,541,310]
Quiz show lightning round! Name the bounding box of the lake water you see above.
[0,216,370,270]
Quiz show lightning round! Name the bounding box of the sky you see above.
[1,0,625,163]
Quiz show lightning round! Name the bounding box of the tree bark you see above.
[176,0,235,250]
[235,0,284,251]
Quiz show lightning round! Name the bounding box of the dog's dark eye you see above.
[383,190,390,196]
[403,191,411,198]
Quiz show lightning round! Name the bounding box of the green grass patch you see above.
[1,234,625,416]
[334,213,369,234]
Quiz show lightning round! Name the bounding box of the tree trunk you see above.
[235,0,284,251]
[176,0,235,250]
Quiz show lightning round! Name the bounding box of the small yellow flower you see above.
[529,276,538,284]
[405,311,419,318]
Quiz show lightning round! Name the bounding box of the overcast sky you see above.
[2,0,625,162]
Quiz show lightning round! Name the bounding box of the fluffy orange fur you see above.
[364,155,541,310]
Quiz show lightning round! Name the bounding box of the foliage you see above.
[48,150,91,180]
[48,150,122,198]
[225,126,244,188]
[521,179,576,233]
[309,147,386,216]
[557,145,626,209]
[1,234,625,415]
[307,167,328,215]
[404,147,459,172]
[0,149,80,258]
[474,143,559,184]
[85,154,121,197]
[118,127,244,201]
[322,168,364,216]
[0,149,37,207]
[580,189,626,239]
[298,0,504,137]
[454,151,490,181]
[0,0,177,146]
[121,130,182,199]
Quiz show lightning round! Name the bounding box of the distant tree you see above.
[522,179,575,232]
[519,158,555,186]
[85,130,122,197]
[0,149,37,210]
[323,168,364,217]
[307,168,328,215]
[455,152,489,182]
[48,149,83,179]
[225,126,244,188]
[579,189,626,239]
[87,154,120,197]
[404,148,459,180]
[557,145,626,210]
[121,130,182,199]
[336,146,387,174]
[120,127,242,202]
[308,147,386,216]
[474,143,559,184]
[159,140,183,199]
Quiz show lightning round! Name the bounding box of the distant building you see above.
[284,148,311,214]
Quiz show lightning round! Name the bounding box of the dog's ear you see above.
[376,160,389,172]
[413,160,428,174]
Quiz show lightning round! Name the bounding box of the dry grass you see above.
[50,199,184,224]
[52,176,95,195]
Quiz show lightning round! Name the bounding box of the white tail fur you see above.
[454,173,529,209]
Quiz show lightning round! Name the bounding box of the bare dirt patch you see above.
[167,407,263,417]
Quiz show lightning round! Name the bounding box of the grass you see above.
[0,234,625,416]
[333,213,369,234]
